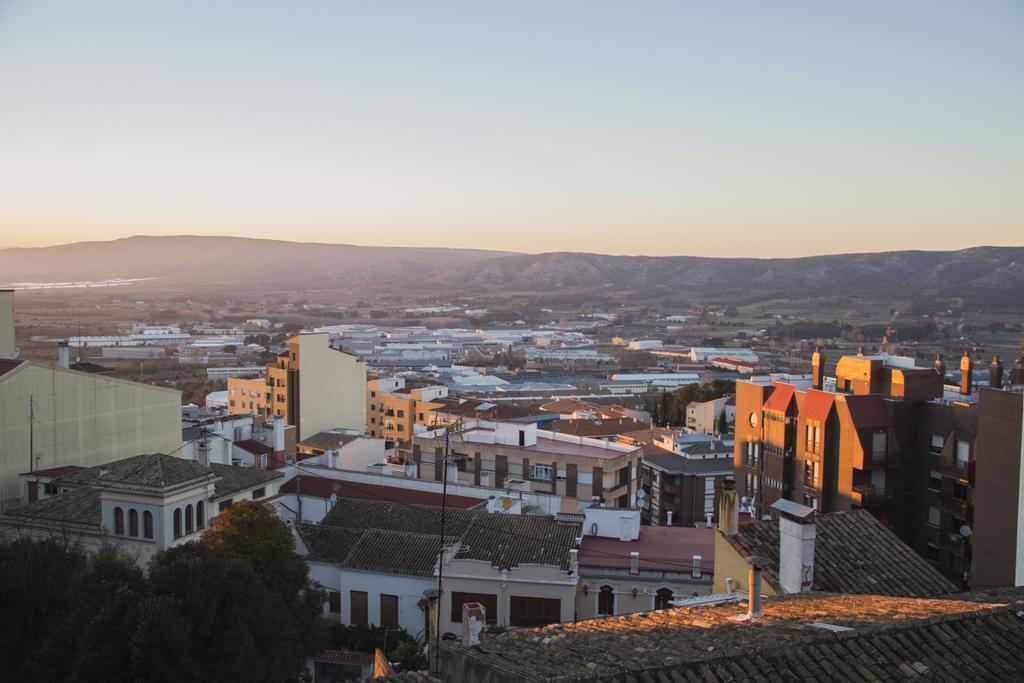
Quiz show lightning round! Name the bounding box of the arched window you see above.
[143,511,154,539]
[128,509,139,537]
[185,504,194,534]
[173,508,182,538]
[196,501,205,529]
[114,507,124,535]
[598,585,615,616]
[655,588,674,610]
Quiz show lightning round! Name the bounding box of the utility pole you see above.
[432,427,450,674]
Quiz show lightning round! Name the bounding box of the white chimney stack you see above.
[666,510,673,526]
[772,499,816,594]
[58,341,70,369]
[748,561,764,618]
[461,602,486,647]
[629,551,639,575]
[273,415,285,452]
[568,548,579,575]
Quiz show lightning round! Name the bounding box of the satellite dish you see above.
[257,432,267,442]
[960,524,972,537]
[636,489,647,500]
[741,496,750,505]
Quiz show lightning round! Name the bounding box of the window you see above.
[143,511,153,539]
[114,507,124,535]
[44,482,59,495]
[872,431,887,459]
[328,591,341,614]
[380,594,399,628]
[598,586,615,616]
[930,434,945,454]
[956,441,970,468]
[703,495,715,513]
[397,424,404,432]
[529,464,553,481]
[926,544,939,561]
[654,588,674,610]
[129,509,139,537]
[219,499,233,512]
[397,409,404,418]
[451,592,498,624]
[928,506,940,526]
[350,591,368,625]
[704,478,715,493]
[510,596,560,627]
[173,508,182,538]
[196,501,205,529]
[803,494,818,510]
[185,504,194,534]
[928,472,942,490]
[252,487,266,500]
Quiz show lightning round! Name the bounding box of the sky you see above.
[0,1,1021,257]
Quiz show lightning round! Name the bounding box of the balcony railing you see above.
[851,484,896,506]
[938,493,970,517]
[936,532,968,555]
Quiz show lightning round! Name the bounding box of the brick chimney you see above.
[719,477,738,537]
[960,351,973,396]
[990,355,1004,390]
[811,345,824,390]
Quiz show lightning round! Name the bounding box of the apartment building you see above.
[365,378,447,446]
[685,395,735,435]
[398,421,643,512]
[641,437,733,527]
[228,333,366,440]
[734,346,1024,588]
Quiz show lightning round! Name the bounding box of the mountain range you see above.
[1,236,1022,307]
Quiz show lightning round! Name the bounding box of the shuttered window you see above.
[510,596,560,627]
[350,591,368,625]
[380,594,399,628]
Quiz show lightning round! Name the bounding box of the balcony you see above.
[930,454,973,482]
[938,493,970,517]
[851,484,896,507]
[936,531,968,556]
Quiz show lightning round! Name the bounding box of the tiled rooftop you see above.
[3,487,102,531]
[208,463,282,499]
[441,589,1024,682]
[725,509,957,597]
[317,497,580,571]
[299,430,362,451]
[298,524,447,577]
[60,453,217,491]
[280,475,483,509]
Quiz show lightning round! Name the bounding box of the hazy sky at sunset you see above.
[1,1,1021,256]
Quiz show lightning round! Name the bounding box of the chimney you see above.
[811,345,824,390]
[775,500,816,594]
[718,477,738,537]
[461,602,486,647]
[629,551,639,575]
[666,510,673,526]
[990,355,1004,390]
[705,512,713,528]
[747,559,764,618]
[568,548,579,576]
[960,351,973,396]
[857,346,865,357]
[273,415,285,452]
[58,341,70,369]
[934,353,947,381]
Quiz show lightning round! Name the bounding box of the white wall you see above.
[309,563,434,639]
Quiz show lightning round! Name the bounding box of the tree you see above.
[718,405,731,435]
[203,502,325,658]
[0,539,86,681]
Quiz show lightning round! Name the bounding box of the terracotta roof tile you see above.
[802,389,836,422]
[725,509,956,597]
[763,382,796,413]
[440,589,1024,681]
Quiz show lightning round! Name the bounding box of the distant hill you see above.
[430,247,1024,303]
[0,235,513,289]
[2,237,1021,308]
